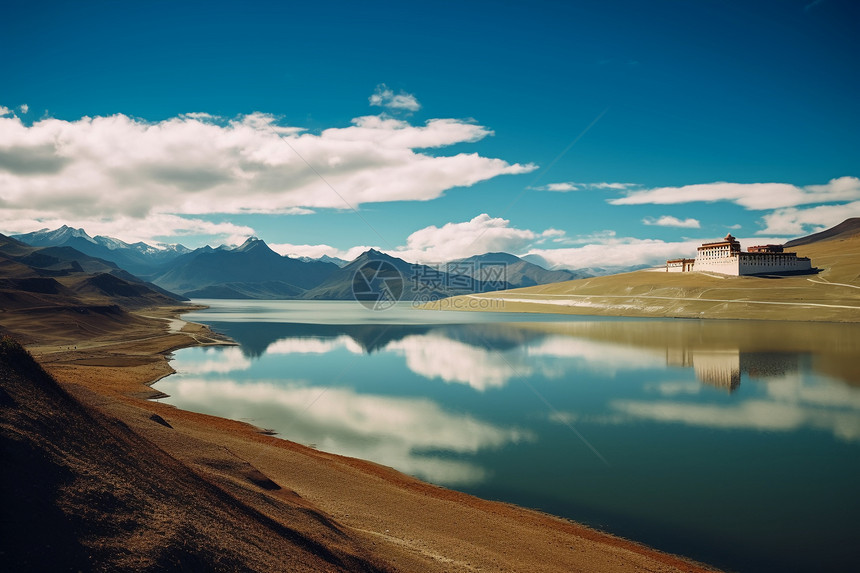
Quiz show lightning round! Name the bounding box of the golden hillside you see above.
[428,223,860,322]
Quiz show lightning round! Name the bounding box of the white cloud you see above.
[544,182,578,192]
[269,215,569,265]
[526,238,702,269]
[533,181,635,192]
[757,201,860,235]
[642,215,701,228]
[542,228,566,238]
[391,213,549,264]
[0,108,534,244]
[18,104,28,114]
[324,114,492,149]
[609,177,860,210]
[0,106,12,117]
[368,84,421,112]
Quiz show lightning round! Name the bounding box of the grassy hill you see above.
[427,221,860,322]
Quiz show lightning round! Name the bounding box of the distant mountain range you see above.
[301,249,515,301]
[153,238,340,299]
[519,253,651,276]
[0,233,185,315]
[297,254,349,267]
[10,226,597,300]
[451,252,590,287]
[13,226,191,277]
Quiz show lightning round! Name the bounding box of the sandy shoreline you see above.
[12,304,718,572]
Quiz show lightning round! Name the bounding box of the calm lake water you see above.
[155,300,860,572]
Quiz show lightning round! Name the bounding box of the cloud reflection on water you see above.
[162,376,533,485]
[170,346,252,374]
[384,333,669,391]
[386,333,527,391]
[601,370,860,442]
[164,317,860,483]
[266,335,364,355]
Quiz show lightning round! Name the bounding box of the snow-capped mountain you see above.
[12,226,191,276]
[295,254,350,267]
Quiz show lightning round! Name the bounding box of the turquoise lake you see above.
[154,300,860,572]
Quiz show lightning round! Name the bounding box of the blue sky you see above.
[1,0,858,269]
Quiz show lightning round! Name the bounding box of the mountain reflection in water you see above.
[206,317,859,387]
[155,302,860,573]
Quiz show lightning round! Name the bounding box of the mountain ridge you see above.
[13,226,191,276]
[784,218,860,248]
[10,226,654,299]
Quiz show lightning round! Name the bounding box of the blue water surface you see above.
[154,300,860,572]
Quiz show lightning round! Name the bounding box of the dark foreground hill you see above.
[0,336,388,572]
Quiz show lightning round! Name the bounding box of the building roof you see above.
[698,233,741,249]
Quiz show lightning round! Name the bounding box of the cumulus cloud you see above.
[19,104,28,114]
[0,108,535,244]
[642,215,701,228]
[526,238,701,269]
[368,84,421,112]
[325,114,492,149]
[757,201,860,235]
[0,106,12,117]
[609,177,860,210]
[391,214,559,264]
[270,214,565,265]
[533,181,635,192]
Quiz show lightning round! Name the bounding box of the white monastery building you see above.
[666,234,813,276]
